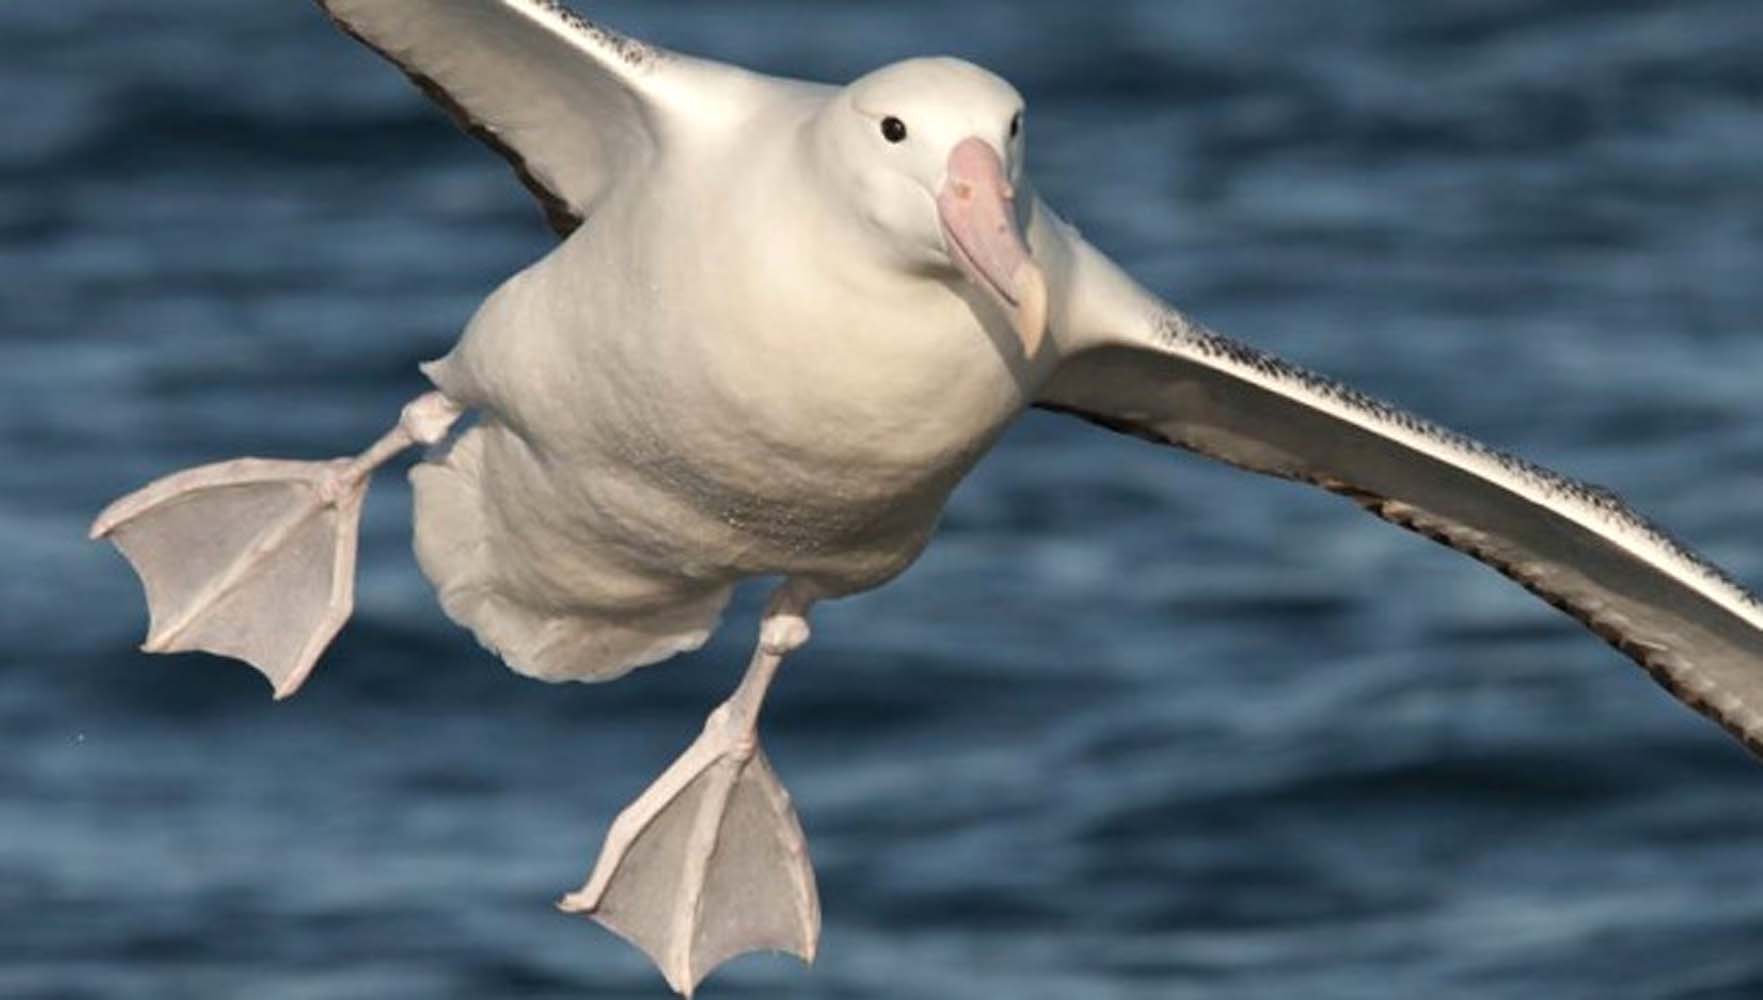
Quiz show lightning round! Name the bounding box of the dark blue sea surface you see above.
[7,1,1763,997]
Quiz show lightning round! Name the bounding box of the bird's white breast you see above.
[430,113,1033,595]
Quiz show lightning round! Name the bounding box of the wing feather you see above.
[1036,222,1763,756]
[313,0,754,235]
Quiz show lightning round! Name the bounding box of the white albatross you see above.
[91,1,1763,994]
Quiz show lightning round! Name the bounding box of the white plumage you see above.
[90,1,1763,994]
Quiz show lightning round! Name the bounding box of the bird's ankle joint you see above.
[760,615,810,656]
[401,393,462,446]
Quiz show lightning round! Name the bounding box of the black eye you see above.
[1010,112,1022,138]
[880,116,908,143]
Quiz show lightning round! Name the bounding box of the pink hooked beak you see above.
[937,137,1048,358]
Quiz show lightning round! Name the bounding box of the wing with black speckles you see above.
[1036,216,1763,758]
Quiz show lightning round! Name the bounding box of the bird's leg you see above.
[560,584,821,998]
[91,392,463,698]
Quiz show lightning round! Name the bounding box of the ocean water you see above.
[7,1,1763,997]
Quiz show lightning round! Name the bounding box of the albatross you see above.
[92,1,1763,994]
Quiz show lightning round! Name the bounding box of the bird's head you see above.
[816,57,1046,357]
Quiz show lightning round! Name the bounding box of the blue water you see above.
[8,2,1763,997]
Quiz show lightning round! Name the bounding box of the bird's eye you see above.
[1010,112,1023,138]
[881,116,908,144]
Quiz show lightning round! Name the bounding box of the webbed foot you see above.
[90,392,461,697]
[560,588,820,996]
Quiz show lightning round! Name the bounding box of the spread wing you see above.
[1033,212,1763,758]
[314,0,769,235]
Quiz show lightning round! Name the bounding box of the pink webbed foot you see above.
[90,392,461,697]
[560,589,821,996]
